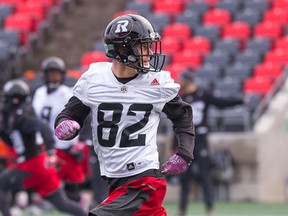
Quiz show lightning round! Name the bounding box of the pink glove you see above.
[161,154,190,175]
[55,120,80,140]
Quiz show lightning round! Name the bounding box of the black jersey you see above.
[0,104,55,162]
[181,89,242,135]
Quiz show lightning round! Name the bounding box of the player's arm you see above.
[206,91,243,108]
[162,95,195,163]
[54,96,91,140]
[17,115,56,154]
[37,119,56,155]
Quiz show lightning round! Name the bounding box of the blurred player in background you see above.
[54,14,195,216]
[0,79,86,216]
[32,57,89,204]
[175,71,243,216]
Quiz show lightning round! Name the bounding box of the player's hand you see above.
[161,154,190,175]
[55,120,80,140]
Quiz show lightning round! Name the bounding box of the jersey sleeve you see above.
[161,71,180,103]
[73,65,98,106]
[73,74,88,105]
[162,95,195,163]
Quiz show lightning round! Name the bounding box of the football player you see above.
[0,79,86,216]
[55,14,195,216]
[175,71,243,216]
[32,57,89,203]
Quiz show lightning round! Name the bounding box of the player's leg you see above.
[64,182,82,202]
[197,135,214,215]
[21,153,87,216]
[89,148,108,205]
[44,188,87,216]
[198,158,214,214]
[56,149,86,202]
[0,169,29,216]
[89,176,167,216]
[178,169,193,216]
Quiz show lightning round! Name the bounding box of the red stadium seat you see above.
[0,0,25,5]
[4,13,37,45]
[81,51,109,68]
[222,21,251,41]
[254,21,283,39]
[203,8,231,26]
[153,0,184,16]
[273,0,288,9]
[243,75,273,95]
[254,61,283,79]
[164,63,188,80]
[172,50,202,69]
[264,48,288,65]
[4,13,36,32]
[161,36,183,55]
[274,36,288,49]
[23,0,59,8]
[183,36,211,55]
[263,8,288,25]
[16,2,48,21]
[162,22,191,41]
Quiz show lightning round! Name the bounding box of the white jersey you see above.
[32,84,78,149]
[73,62,180,178]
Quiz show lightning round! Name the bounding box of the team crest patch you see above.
[127,162,135,171]
[120,86,128,93]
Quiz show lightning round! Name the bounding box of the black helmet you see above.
[41,56,66,92]
[2,79,30,109]
[103,14,165,73]
[41,56,66,74]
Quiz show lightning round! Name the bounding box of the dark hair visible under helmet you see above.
[103,14,165,73]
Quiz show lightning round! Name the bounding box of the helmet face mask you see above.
[2,79,30,110]
[41,56,66,92]
[104,14,165,73]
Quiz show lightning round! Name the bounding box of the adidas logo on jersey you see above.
[150,78,160,85]
[127,162,135,171]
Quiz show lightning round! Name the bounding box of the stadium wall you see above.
[209,78,288,203]
[254,78,288,203]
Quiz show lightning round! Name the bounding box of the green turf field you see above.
[164,201,288,216]
[20,201,288,216]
